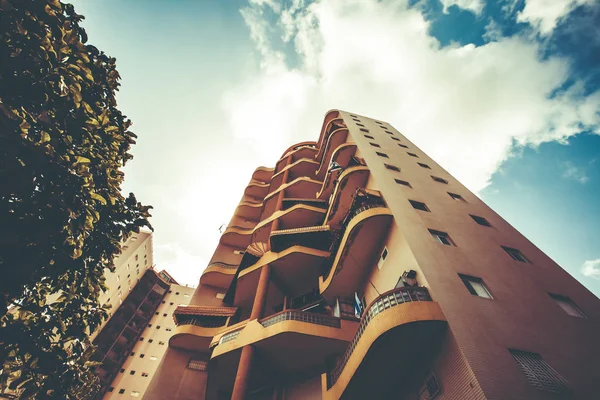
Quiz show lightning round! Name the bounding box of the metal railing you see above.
[260,310,341,329]
[176,316,228,329]
[327,287,432,388]
[219,329,242,344]
[206,262,238,270]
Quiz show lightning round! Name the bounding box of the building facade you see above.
[144,110,599,400]
[90,232,195,398]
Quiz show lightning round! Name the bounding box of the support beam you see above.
[250,264,271,320]
[231,345,254,400]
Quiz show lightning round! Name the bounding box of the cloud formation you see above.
[439,0,485,15]
[582,259,600,279]
[516,0,594,35]
[224,0,600,193]
[562,161,590,183]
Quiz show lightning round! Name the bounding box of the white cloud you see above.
[562,161,589,183]
[582,259,600,279]
[225,0,600,193]
[516,0,593,35]
[439,0,485,15]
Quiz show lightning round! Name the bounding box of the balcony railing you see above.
[327,287,432,388]
[176,316,228,329]
[206,261,239,270]
[219,328,242,344]
[260,310,341,329]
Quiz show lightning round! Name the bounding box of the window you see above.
[384,163,400,172]
[376,151,389,158]
[429,229,455,246]
[130,370,136,375]
[119,389,125,394]
[156,326,161,329]
[380,126,389,130]
[187,358,208,371]
[369,142,381,148]
[216,293,225,299]
[448,192,466,202]
[385,130,393,135]
[398,143,408,149]
[140,354,145,358]
[359,128,369,133]
[170,302,174,305]
[409,200,430,212]
[470,214,491,227]
[417,373,441,400]
[148,339,153,343]
[502,246,529,263]
[375,121,384,125]
[233,249,245,255]
[431,175,448,184]
[142,372,149,377]
[120,369,125,373]
[130,352,135,356]
[459,274,492,298]
[108,387,114,392]
[509,349,570,393]
[356,123,365,127]
[158,341,165,345]
[364,134,375,139]
[407,152,418,158]
[417,162,431,169]
[350,114,358,118]
[391,136,400,141]
[150,356,158,361]
[549,294,586,318]
[163,313,167,317]
[148,323,152,327]
[377,247,388,270]
[139,337,144,341]
[131,392,140,397]
[166,328,172,332]
[394,178,412,188]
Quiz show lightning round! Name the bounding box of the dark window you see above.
[187,358,208,371]
[448,192,466,202]
[425,374,441,398]
[384,163,400,172]
[148,339,153,343]
[359,128,369,133]
[356,123,365,127]
[509,349,570,393]
[470,214,491,227]
[159,341,165,345]
[364,134,375,139]
[407,152,418,158]
[350,114,358,118]
[395,179,412,187]
[502,246,529,263]
[380,126,389,130]
[417,162,431,169]
[155,312,159,315]
[148,323,152,327]
[170,302,174,305]
[119,389,125,394]
[431,175,448,184]
[376,152,389,158]
[156,326,161,329]
[140,354,145,358]
[168,290,172,293]
[120,369,125,373]
[459,274,492,298]
[130,370,136,375]
[130,352,135,356]
[409,200,430,212]
[375,121,384,125]
[369,142,381,148]
[549,294,586,318]
[385,130,393,135]
[163,313,167,317]
[391,136,400,141]
[142,372,149,377]
[139,337,144,341]
[398,143,408,148]
[429,229,455,246]
[108,387,114,392]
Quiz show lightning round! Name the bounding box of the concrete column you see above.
[231,345,254,400]
[250,264,271,320]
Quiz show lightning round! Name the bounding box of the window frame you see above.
[459,274,493,299]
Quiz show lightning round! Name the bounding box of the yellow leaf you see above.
[90,192,107,205]
[40,132,51,143]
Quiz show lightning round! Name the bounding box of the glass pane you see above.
[471,281,492,298]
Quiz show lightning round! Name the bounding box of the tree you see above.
[0,0,152,397]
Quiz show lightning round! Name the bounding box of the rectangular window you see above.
[141,372,149,377]
[385,130,393,135]
[448,192,466,202]
[509,349,570,393]
[369,142,381,148]
[391,136,400,141]
[359,128,369,133]
[216,293,225,299]
[384,163,400,172]
[395,179,412,187]
[407,152,418,158]
[429,229,455,246]
[377,247,389,270]
[187,358,208,371]
[140,354,145,358]
[356,123,365,127]
[118,389,125,394]
[375,121,384,125]
[549,294,586,318]
[502,246,529,263]
[398,143,408,149]
[376,152,389,158]
[470,214,491,227]
[417,162,431,169]
[108,387,114,392]
[431,175,448,184]
[130,370,136,375]
[148,339,153,343]
[459,274,492,298]
[409,200,430,212]
[364,134,375,139]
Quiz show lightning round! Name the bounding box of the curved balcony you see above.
[235,200,263,221]
[252,166,274,183]
[317,143,358,200]
[315,127,349,180]
[233,246,330,311]
[315,121,347,165]
[316,110,342,154]
[220,225,254,248]
[200,261,238,288]
[252,203,326,245]
[245,180,270,199]
[270,157,320,193]
[323,287,447,400]
[324,166,370,229]
[279,141,319,161]
[207,311,359,399]
[170,305,238,352]
[320,203,393,302]
[261,176,322,220]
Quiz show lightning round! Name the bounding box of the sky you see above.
[69,0,600,297]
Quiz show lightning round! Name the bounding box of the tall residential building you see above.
[145,110,599,400]
[90,233,195,398]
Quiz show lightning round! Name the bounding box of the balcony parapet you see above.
[260,310,341,329]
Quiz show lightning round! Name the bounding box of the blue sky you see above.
[70,0,600,296]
